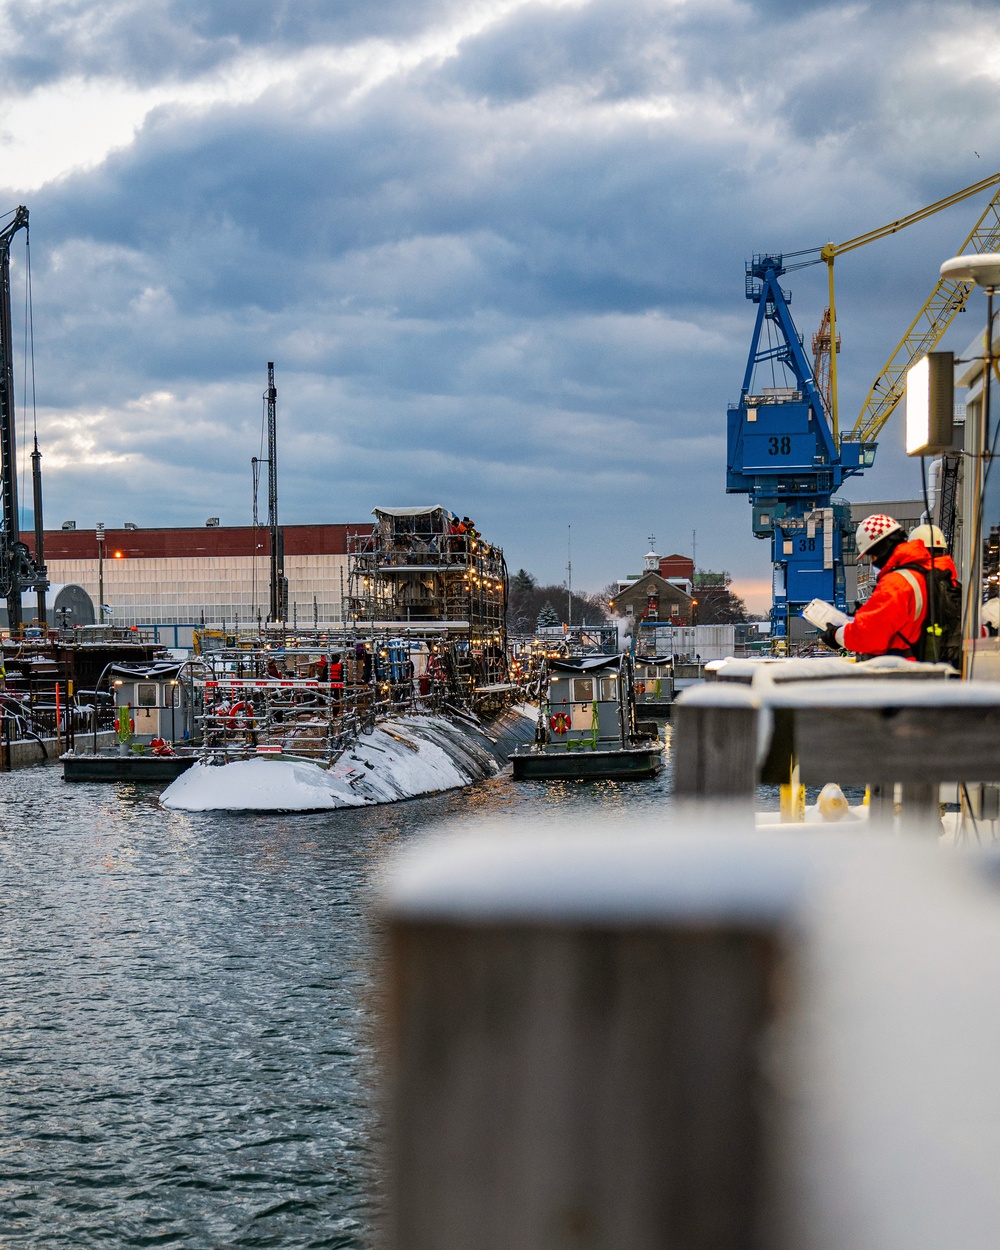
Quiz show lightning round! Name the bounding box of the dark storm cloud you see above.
[4,0,999,589]
[441,0,672,104]
[3,0,464,88]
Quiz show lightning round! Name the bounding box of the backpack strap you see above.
[894,569,925,623]
[880,562,929,657]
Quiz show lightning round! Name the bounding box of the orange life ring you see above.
[549,712,569,735]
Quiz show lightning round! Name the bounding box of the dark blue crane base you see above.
[726,254,877,640]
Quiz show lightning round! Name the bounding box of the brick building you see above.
[610,572,693,626]
[610,548,694,625]
[658,553,695,584]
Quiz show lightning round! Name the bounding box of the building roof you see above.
[551,656,620,674]
[613,571,693,603]
[25,523,368,561]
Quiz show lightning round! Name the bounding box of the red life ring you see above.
[549,712,570,735]
[226,701,253,729]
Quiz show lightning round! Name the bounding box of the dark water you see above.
[1,729,674,1247]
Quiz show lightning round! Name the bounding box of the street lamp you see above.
[939,252,1000,663]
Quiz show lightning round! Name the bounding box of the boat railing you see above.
[349,531,505,575]
[192,647,467,763]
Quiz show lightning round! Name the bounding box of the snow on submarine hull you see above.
[159,709,535,813]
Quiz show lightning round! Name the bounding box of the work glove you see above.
[818,623,841,652]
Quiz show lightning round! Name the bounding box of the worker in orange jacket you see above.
[908,523,960,588]
[820,514,932,658]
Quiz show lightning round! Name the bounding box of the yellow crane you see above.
[801,170,1000,440]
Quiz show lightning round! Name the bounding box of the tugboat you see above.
[511,654,663,781]
[62,660,200,781]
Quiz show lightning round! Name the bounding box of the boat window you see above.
[600,677,617,700]
[573,678,594,702]
[165,684,181,707]
[136,683,158,707]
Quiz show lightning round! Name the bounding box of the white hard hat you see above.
[909,523,946,550]
[855,513,902,557]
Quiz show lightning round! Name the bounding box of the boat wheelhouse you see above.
[511,654,663,780]
[633,654,675,715]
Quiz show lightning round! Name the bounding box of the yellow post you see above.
[823,247,839,438]
[780,758,806,823]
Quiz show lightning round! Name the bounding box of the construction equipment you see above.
[728,172,1000,639]
[0,206,47,634]
[726,255,873,638]
[811,306,839,419]
[821,171,1000,439]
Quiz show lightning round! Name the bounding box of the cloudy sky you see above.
[1,0,998,609]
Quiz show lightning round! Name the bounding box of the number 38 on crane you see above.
[727,171,1000,642]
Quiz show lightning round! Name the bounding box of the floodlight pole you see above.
[969,286,994,657]
[939,252,1000,672]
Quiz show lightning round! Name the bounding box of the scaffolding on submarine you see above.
[346,506,511,710]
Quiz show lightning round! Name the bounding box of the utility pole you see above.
[692,529,697,571]
[31,436,46,626]
[96,523,105,623]
[566,525,572,627]
[265,362,286,624]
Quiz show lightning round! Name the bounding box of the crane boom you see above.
[819,170,1000,262]
[807,171,1000,434]
[852,186,1000,442]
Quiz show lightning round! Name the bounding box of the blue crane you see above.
[726,255,876,641]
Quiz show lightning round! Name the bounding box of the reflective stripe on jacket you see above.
[842,539,932,657]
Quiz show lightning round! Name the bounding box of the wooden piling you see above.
[380,829,803,1250]
[671,686,760,803]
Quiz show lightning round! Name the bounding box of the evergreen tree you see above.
[511,568,537,592]
[536,601,560,628]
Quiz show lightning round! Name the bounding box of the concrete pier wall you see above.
[2,730,118,771]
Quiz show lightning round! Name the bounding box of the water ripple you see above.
[1,738,674,1246]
